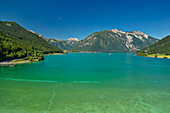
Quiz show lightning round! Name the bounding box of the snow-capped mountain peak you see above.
[67,38,79,41]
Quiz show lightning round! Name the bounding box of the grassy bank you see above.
[137,53,170,59]
[0,53,67,65]
[0,60,31,65]
[147,54,170,58]
[0,58,38,65]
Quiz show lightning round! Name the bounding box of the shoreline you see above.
[1,53,169,66]
[44,53,66,55]
[0,53,66,66]
[138,54,170,59]
[0,60,32,65]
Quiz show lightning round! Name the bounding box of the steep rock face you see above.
[71,29,158,52]
[46,38,79,50]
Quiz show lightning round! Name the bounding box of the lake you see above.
[0,53,170,113]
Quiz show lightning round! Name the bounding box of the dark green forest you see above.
[0,21,63,62]
[0,31,43,61]
[136,35,170,55]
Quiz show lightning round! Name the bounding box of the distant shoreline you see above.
[1,53,169,66]
[0,53,66,66]
[44,53,66,55]
[137,54,170,59]
[0,60,31,66]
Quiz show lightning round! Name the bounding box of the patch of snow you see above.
[6,23,11,26]
[67,38,79,41]
[55,39,63,41]
[111,29,126,34]
[138,36,145,41]
[83,43,92,46]
[126,35,133,43]
[87,34,94,40]
[111,29,119,33]
[131,31,149,39]
[143,34,148,39]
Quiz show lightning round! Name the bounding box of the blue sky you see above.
[0,0,170,40]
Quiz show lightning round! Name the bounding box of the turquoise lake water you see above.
[0,53,170,113]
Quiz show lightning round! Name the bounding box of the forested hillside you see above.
[137,35,170,55]
[0,21,63,62]
[0,21,62,53]
[0,31,44,61]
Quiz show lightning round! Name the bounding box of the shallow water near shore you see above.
[0,53,170,113]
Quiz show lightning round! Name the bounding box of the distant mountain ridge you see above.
[71,29,158,52]
[0,21,160,56]
[46,38,79,50]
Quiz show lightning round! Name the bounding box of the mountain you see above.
[71,29,158,52]
[0,31,43,61]
[46,38,79,50]
[29,30,46,40]
[136,35,170,55]
[0,21,62,54]
[0,21,62,61]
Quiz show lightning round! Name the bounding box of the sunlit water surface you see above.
[0,53,170,113]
